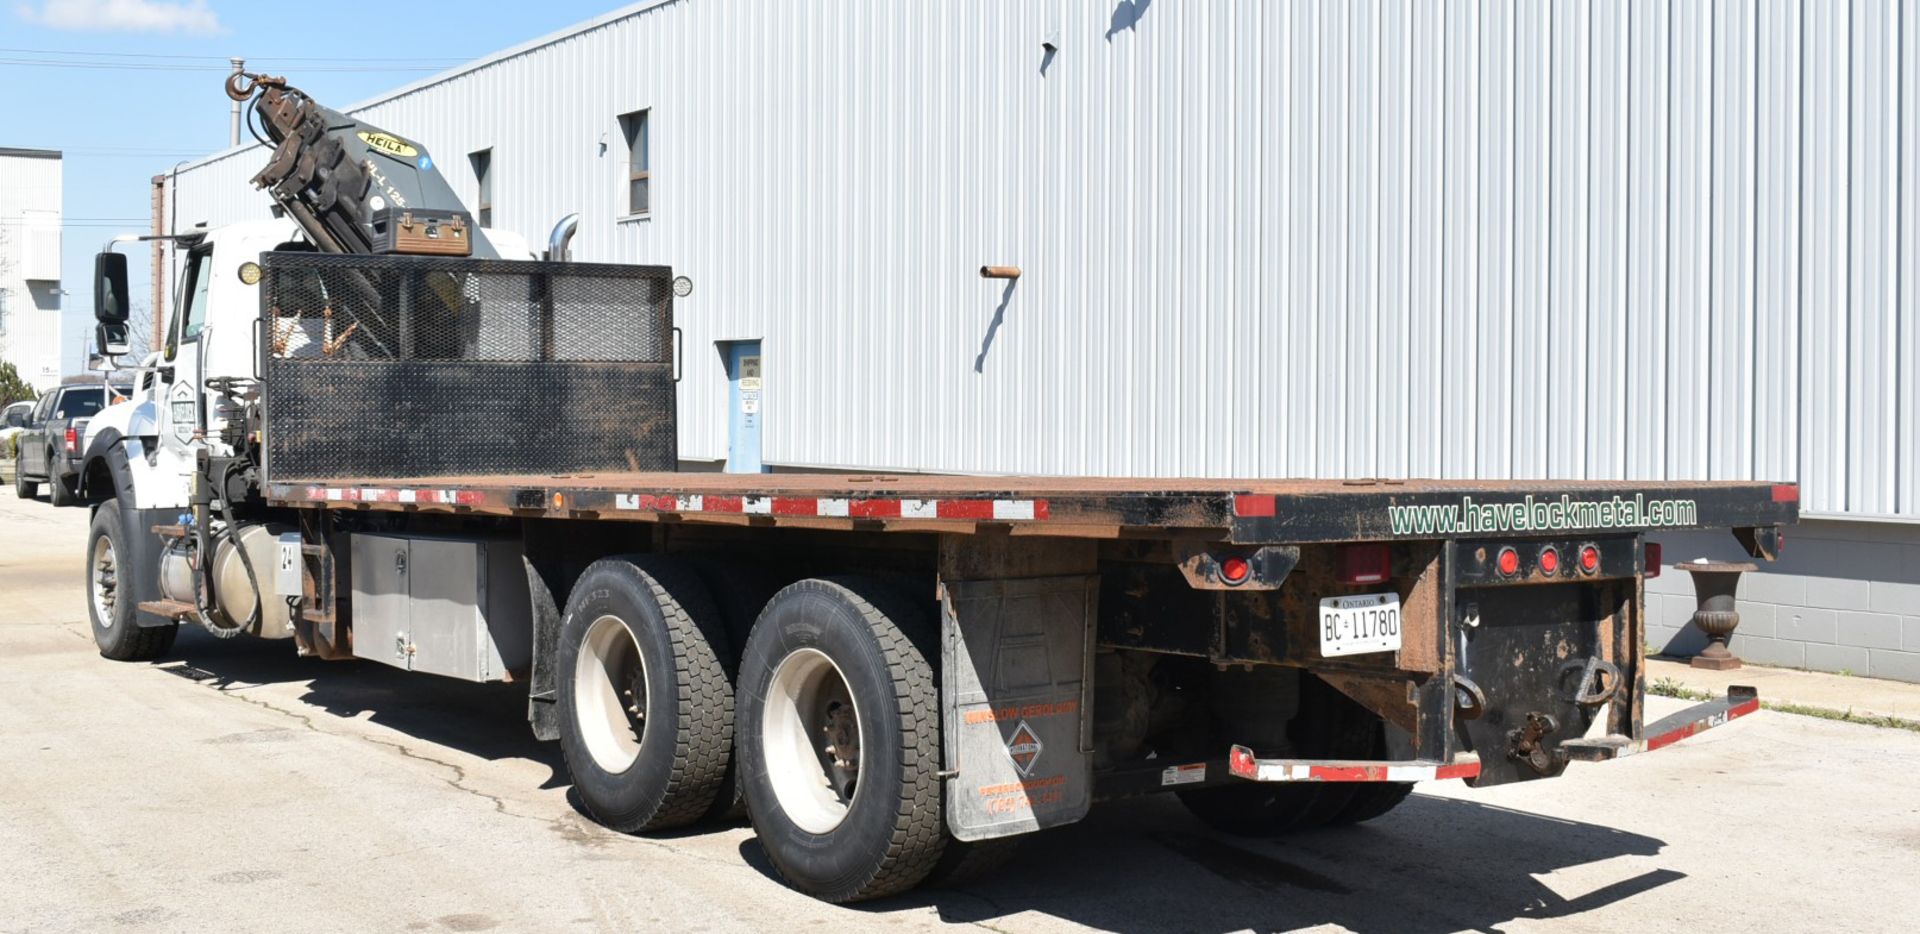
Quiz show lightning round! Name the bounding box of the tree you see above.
[0,360,36,407]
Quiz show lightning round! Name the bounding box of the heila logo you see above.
[1006,721,1043,776]
[357,131,419,160]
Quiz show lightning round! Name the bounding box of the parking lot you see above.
[3,490,1918,933]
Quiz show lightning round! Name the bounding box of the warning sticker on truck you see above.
[1160,763,1207,786]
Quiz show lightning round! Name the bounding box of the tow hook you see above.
[1508,712,1569,777]
[1453,675,1488,721]
[1559,656,1622,707]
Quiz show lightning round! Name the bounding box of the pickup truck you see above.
[14,383,117,506]
[2,400,32,483]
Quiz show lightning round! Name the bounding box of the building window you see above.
[620,110,650,216]
[470,149,493,228]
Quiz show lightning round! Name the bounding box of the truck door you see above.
[22,392,54,477]
[723,340,765,474]
[154,247,214,500]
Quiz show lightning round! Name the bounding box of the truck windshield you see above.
[54,388,106,419]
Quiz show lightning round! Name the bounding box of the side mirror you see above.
[94,251,131,324]
[3,410,24,429]
[96,322,131,359]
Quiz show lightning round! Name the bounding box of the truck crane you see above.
[226,70,495,258]
[73,74,1796,904]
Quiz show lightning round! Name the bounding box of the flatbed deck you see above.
[267,473,1798,544]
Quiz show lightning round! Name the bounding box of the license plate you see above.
[1318,593,1402,657]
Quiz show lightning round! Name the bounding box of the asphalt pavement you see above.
[3,489,1918,933]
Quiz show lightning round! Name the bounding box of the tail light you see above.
[1219,556,1251,585]
[64,425,78,453]
[1495,546,1520,577]
[1578,544,1601,574]
[1336,543,1392,584]
[1644,543,1662,579]
[1538,546,1560,575]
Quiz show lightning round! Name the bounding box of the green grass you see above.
[1648,676,1920,734]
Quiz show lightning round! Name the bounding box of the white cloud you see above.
[16,0,224,35]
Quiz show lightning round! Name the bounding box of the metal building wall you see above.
[168,0,1918,519]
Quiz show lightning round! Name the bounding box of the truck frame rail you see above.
[267,474,1798,545]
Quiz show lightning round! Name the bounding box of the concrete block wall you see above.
[1646,520,1920,683]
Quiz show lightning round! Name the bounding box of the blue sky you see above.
[0,0,629,374]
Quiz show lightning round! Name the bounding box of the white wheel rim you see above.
[91,534,117,628]
[762,647,864,834]
[575,614,648,773]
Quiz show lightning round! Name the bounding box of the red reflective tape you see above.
[1033,499,1051,520]
[849,499,902,519]
[703,496,744,513]
[1771,484,1799,503]
[1233,494,1277,518]
[1311,765,1388,782]
[1435,762,1481,781]
[453,489,484,506]
[937,500,996,520]
[304,486,324,501]
[1644,697,1759,753]
[771,497,817,516]
[342,488,363,502]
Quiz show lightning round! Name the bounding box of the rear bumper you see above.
[1226,686,1760,784]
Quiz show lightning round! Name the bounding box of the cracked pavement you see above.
[4,493,1919,933]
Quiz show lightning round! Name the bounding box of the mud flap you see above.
[940,575,1097,842]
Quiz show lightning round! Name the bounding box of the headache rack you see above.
[255,252,678,482]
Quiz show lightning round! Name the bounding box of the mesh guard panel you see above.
[259,252,676,481]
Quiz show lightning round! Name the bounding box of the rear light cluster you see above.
[64,425,78,453]
[1493,543,1606,579]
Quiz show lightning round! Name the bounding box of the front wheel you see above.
[88,500,176,661]
[736,577,947,903]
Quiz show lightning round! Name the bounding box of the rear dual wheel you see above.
[557,556,735,832]
[735,578,949,903]
[1177,678,1412,836]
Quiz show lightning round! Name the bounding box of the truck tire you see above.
[556,556,734,833]
[1328,782,1415,825]
[49,472,77,507]
[736,577,946,903]
[87,500,178,661]
[688,559,785,824]
[14,464,36,499]
[1176,781,1356,837]
[1176,676,1375,837]
[1326,718,1416,825]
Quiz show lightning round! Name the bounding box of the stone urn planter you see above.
[1677,559,1757,670]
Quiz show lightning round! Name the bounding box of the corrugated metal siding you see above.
[169,0,1918,518]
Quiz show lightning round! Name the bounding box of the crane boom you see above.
[226,72,496,259]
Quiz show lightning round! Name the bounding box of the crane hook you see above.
[225,71,287,102]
